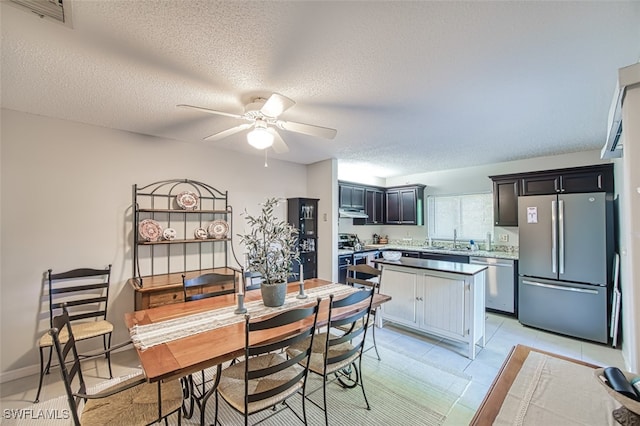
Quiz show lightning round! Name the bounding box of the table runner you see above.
[130,283,357,350]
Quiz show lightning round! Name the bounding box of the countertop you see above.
[374,257,488,276]
[369,244,519,260]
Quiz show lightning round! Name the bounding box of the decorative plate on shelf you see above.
[176,191,199,210]
[162,227,176,241]
[208,220,229,239]
[194,227,208,240]
[139,219,163,242]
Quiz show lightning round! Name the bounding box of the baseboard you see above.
[0,345,132,384]
[0,364,41,384]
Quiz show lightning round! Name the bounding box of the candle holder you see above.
[234,293,247,314]
[296,281,308,299]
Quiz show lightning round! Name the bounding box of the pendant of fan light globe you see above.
[247,120,274,149]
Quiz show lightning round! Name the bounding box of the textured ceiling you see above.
[1,1,639,177]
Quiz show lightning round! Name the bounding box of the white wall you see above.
[0,109,311,380]
[617,81,640,372]
[307,159,338,282]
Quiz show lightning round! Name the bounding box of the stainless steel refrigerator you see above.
[518,192,613,343]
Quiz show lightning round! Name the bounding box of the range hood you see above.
[339,208,369,219]
[601,62,640,159]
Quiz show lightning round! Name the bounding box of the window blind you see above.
[427,193,493,241]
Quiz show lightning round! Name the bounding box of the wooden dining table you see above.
[124,278,391,384]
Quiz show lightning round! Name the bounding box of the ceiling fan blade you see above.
[204,123,253,141]
[177,104,245,120]
[260,93,296,118]
[277,119,337,139]
[268,128,289,154]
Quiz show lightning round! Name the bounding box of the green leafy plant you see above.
[238,198,300,285]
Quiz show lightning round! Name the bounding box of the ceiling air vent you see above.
[9,0,73,27]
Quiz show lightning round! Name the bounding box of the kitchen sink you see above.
[424,245,469,252]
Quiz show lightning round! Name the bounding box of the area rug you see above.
[16,346,470,426]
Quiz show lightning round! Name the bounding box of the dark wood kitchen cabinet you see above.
[338,253,352,284]
[491,178,519,227]
[520,164,614,196]
[364,187,385,224]
[385,184,425,225]
[339,183,365,210]
[490,164,614,227]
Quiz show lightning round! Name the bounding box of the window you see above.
[427,193,493,241]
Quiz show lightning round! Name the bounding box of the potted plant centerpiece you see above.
[239,198,301,307]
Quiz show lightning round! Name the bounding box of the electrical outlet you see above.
[499,234,509,242]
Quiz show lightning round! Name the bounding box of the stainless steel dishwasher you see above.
[470,256,515,314]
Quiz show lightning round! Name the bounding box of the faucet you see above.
[453,228,457,249]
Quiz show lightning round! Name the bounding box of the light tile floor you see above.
[375,313,627,425]
[0,313,627,425]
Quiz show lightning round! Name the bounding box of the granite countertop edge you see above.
[374,257,488,276]
[366,244,519,260]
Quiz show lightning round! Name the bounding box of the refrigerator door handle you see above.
[522,280,599,295]
[551,200,557,274]
[559,199,565,275]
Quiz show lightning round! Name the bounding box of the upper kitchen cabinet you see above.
[364,187,385,224]
[385,184,426,225]
[490,177,519,226]
[520,164,614,196]
[340,181,384,225]
[338,182,365,210]
[490,164,614,227]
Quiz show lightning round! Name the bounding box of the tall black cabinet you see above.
[287,198,318,282]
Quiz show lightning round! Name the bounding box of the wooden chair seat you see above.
[80,374,183,426]
[217,353,305,415]
[288,332,358,375]
[39,320,113,347]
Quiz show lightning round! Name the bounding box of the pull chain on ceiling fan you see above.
[177,93,337,153]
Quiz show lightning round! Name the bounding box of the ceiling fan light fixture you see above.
[247,127,274,149]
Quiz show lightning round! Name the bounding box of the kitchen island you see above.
[375,257,487,359]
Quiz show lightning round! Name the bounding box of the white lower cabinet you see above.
[381,264,486,359]
[420,275,466,338]
[380,268,419,327]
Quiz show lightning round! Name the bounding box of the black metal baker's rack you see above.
[132,178,242,288]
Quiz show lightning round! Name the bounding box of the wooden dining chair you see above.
[35,266,114,403]
[287,288,375,426]
[182,271,236,302]
[50,305,184,425]
[214,299,321,426]
[342,264,382,360]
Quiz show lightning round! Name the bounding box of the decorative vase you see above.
[260,282,287,307]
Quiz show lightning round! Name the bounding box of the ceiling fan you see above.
[177,93,337,153]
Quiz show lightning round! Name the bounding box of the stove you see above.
[338,233,360,250]
[338,233,379,283]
